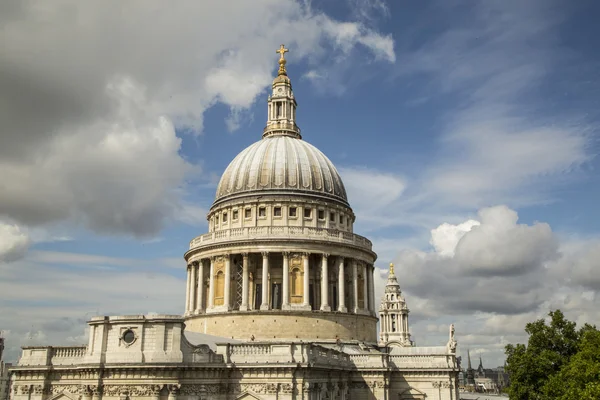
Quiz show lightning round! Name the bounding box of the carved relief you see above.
[240,383,277,394]
[180,385,220,395]
[102,386,123,396]
[280,383,293,394]
[50,385,80,395]
[18,386,31,395]
[32,385,45,395]
[130,385,164,396]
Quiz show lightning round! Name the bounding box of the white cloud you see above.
[455,206,558,276]
[393,206,559,315]
[550,238,600,291]
[430,219,479,257]
[0,223,30,263]
[0,0,395,239]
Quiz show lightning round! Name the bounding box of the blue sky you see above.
[1,0,599,367]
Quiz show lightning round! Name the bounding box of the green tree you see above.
[505,311,600,400]
[543,329,600,400]
[505,310,581,400]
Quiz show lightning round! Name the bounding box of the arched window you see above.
[290,267,303,304]
[214,271,224,306]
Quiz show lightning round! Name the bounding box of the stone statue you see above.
[447,324,457,353]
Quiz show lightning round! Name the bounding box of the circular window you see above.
[122,329,135,344]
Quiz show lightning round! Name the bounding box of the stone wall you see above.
[185,311,378,342]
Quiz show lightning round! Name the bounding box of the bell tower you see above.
[379,263,412,347]
[263,44,301,139]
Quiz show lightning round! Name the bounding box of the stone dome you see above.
[214,135,348,206]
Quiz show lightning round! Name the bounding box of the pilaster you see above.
[320,253,330,311]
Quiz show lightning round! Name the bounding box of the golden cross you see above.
[389,263,395,274]
[276,44,289,60]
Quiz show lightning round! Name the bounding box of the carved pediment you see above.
[236,392,262,400]
[48,392,79,400]
[398,387,427,399]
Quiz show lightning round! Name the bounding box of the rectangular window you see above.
[245,208,252,219]
[304,208,312,218]
[339,215,344,224]
[274,206,282,217]
[222,212,228,222]
[232,210,238,220]
[318,210,325,220]
[330,212,335,222]
[259,207,266,217]
[215,216,219,224]
[289,207,297,217]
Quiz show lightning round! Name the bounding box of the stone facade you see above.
[8,46,460,400]
[10,315,459,400]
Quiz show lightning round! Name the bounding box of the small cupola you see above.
[263,44,301,139]
[379,263,412,347]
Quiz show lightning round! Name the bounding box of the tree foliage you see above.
[505,310,600,400]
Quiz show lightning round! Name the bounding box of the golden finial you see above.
[276,44,289,76]
[389,263,395,274]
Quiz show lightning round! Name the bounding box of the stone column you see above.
[282,252,290,309]
[303,253,310,308]
[224,254,231,310]
[260,252,269,310]
[369,265,376,315]
[195,260,204,313]
[337,257,347,312]
[353,260,359,313]
[320,253,330,311]
[240,253,249,311]
[189,261,197,313]
[208,257,215,308]
[363,263,369,311]
[185,264,191,314]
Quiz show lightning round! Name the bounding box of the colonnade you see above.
[184,252,376,316]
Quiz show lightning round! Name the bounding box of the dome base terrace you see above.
[184,310,378,343]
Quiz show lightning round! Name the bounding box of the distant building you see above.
[463,352,509,394]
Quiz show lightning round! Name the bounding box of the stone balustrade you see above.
[51,346,87,359]
[348,353,454,370]
[348,353,388,368]
[389,354,454,369]
[217,342,353,367]
[189,226,373,251]
[19,346,87,366]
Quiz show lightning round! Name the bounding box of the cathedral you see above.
[8,46,460,400]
